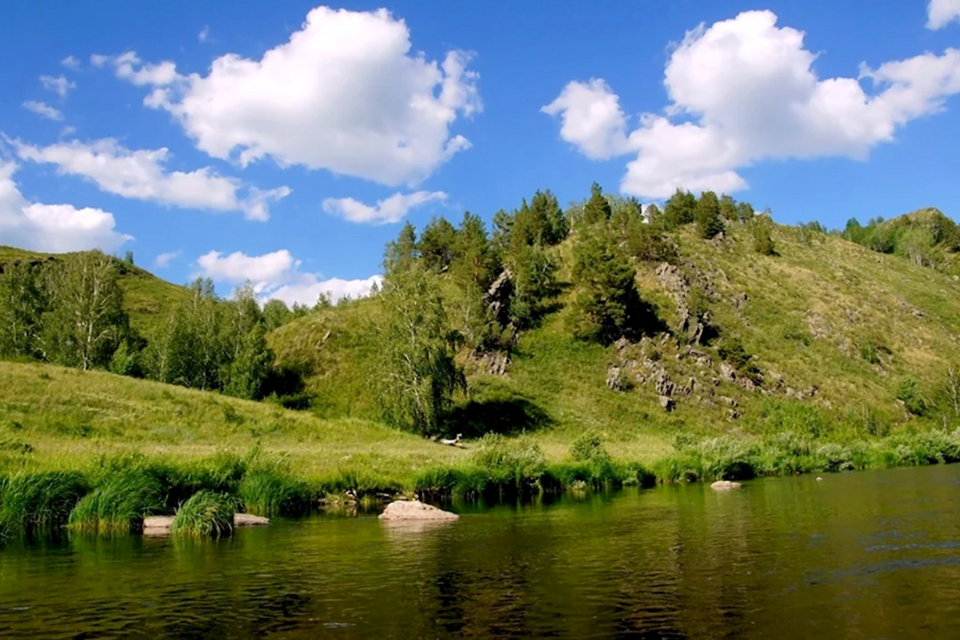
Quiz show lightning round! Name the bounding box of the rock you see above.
[816,476,824,482]
[659,395,675,412]
[711,480,742,491]
[606,365,627,391]
[720,362,737,381]
[235,513,270,527]
[379,500,459,522]
[142,513,270,535]
[474,351,510,376]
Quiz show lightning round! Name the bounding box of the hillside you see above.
[0,246,189,335]
[270,218,960,448]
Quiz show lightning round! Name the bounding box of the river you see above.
[2,465,959,638]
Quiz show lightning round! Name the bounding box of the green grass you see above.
[239,470,314,517]
[0,471,88,532]
[171,490,235,538]
[68,471,166,533]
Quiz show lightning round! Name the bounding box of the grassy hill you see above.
[270,219,960,447]
[0,246,189,335]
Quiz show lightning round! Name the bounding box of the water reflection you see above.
[1,465,959,638]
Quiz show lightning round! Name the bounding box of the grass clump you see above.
[0,471,88,532]
[68,471,166,533]
[171,490,235,538]
[239,471,313,517]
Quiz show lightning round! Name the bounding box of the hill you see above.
[0,246,189,335]
[270,218,960,448]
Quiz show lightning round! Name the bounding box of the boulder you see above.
[235,513,270,527]
[711,480,742,491]
[659,395,675,412]
[141,513,270,535]
[379,500,459,522]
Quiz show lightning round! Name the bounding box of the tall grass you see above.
[171,490,235,537]
[0,471,88,532]
[239,471,313,517]
[68,471,166,533]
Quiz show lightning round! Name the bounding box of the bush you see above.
[69,472,166,533]
[570,430,611,464]
[239,471,313,517]
[0,471,88,531]
[896,378,926,416]
[171,490,235,537]
[471,433,546,493]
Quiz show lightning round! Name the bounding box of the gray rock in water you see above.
[711,480,742,491]
[379,500,459,521]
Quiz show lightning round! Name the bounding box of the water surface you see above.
[2,465,960,638]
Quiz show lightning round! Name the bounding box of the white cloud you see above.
[106,6,481,186]
[544,10,960,198]
[60,126,77,138]
[13,138,290,220]
[40,74,76,98]
[928,0,960,29]
[541,78,632,160]
[199,25,210,43]
[0,160,131,253]
[61,55,81,70]
[322,190,447,225]
[22,101,63,121]
[154,251,180,268]
[194,249,380,305]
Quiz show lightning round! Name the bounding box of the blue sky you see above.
[2,0,959,305]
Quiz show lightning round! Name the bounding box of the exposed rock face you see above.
[379,500,459,521]
[606,365,627,391]
[474,351,510,376]
[711,480,742,491]
[655,262,714,345]
[720,362,737,381]
[485,269,513,326]
[659,395,675,412]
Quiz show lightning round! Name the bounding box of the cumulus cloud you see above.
[543,10,960,198]
[22,101,63,121]
[154,251,180,268]
[40,74,76,98]
[61,55,81,70]
[0,160,131,253]
[102,6,481,186]
[322,190,447,225]
[13,138,290,220]
[194,249,380,306]
[928,0,960,29]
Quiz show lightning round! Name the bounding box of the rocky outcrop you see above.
[659,395,675,412]
[710,480,742,491]
[473,351,510,376]
[379,500,459,521]
[606,365,627,391]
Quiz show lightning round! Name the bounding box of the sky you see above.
[2,0,960,305]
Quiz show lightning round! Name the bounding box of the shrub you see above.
[471,433,546,492]
[570,430,611,464]
[896,378,926,416]
[171,490,235,537]
[239,471,313,517]
[69,472,166,533]
[0,471,88,531]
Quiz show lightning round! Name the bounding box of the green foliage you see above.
[68,471,165,533]
[225,322,274,400]
[43,252,129,370]
[719,195,738,222]
[0,260,46,359]
[239,470,313,517]
[0,471,88,531]
[571,227,658,344]
[373,264,466,435]
[471,433,546,490]
[896,377,926,416]
[504,244,557,330]
[582,182,612,225]
[752,217,776,255]
[171,490,235,537]
[718,336,762,383]
[109,339,142,377]
[662,189,696,230]
[262,299,293,331]
[384,222,419,273]
[418,217,459,272]
[736,202,755,222]
[695,191,724,239]
[569,430,611,465]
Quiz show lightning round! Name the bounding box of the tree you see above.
[582,182,612,225]
[644,203,662,226]
[225,322,274,400]
[373,264,465,436]
[527,189,567,244]
[737,202,755,223]
[123,251,135,265]
[262,299,292,331]
[453,211,497,290]
[43,252,128,370]
[384,222,418,273]
[491,209,514,255]
[752,218,776,256]
[226,282,263,360]
[570,228,655,344]
[719,195,738,222]
[695,191,724,239]
[0,261,46,359]
[418,216,458,272]
[662,189,696,229]
[505,244,556,330]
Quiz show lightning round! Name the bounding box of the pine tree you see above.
[384,222,418,273]
[226,322,274,400]
[582,182,612,225]
[454,211,497,290]
[418,217,458,272]
[719,195,738,222]
[695,191,724,239]
[752,218,777,256]
[663,189,697,230]
[262,299,292,331]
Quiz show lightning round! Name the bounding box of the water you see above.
[2,465,960,639]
